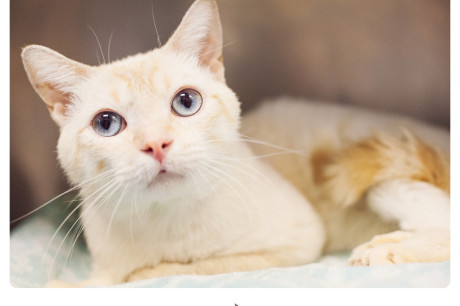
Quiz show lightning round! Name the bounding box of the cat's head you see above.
[22,0,241,203]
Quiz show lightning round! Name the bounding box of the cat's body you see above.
[21,0,449,287]
[243,98,449,254]
[80,133,325,284]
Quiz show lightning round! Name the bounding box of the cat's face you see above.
[59,50,240,202]
[22,0,240,203]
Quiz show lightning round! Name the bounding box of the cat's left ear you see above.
[21,45,93,127]
[164,0,225,82]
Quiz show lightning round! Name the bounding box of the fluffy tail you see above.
[311,130,450,207]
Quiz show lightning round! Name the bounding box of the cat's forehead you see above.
[83,50,210,107]
[76,49,217,115]
[101,50,202,85]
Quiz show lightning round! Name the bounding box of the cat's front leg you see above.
[126,262,195,281]
[126,251,310,282]
[349,179,450,266]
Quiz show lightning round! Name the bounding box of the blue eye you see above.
[92,111,126,137]
[171,88,202,117]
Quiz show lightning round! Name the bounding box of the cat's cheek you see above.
[56,130,82,185]
[56,125,105,186]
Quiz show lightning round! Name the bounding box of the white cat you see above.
[21,0,449,287]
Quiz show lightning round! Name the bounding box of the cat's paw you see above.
[348,230,449,266]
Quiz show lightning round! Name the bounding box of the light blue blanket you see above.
[10,203,449,288]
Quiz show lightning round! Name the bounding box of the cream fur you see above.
[23,0,325,286]
[21,0,449,287]
[242,98,450,257]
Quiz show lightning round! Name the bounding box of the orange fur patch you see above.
[210,93,235,124]
[110,89,119,103]
[310,146,334,185]
[96,160,106,174]
[412,134,450,193]
[311,131,450,207]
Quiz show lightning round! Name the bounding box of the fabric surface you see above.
[10,204,450,288]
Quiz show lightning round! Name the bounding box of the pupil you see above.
[100,114,112,130]
[180,93,193,108]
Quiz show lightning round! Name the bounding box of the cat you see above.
[21,0,449,287]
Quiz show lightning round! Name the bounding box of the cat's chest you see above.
[81,196,249,265]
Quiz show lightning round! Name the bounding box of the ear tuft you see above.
[165,0,225,82]
[22,45,92,126]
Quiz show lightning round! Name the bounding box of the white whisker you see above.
[133,185,145,226]
[184,168,201,194]
[129,187,135,244]
[105,184,129,242]
[151,3,162,48]
[199,163,255,219]
[211,151,300,160]
[204,162,249,193]
[107,30,114,63]
[45,174,118,277]
[64,178,120,267]
[201,40,237,59]
[207,157,271,187]
[200,162,251,202]
[95,47,102,65]
[196,167,219,198]
[88,25,106,64]
[11,169,117,224]
[201,134,303,156]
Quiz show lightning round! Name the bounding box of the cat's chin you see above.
[138,170,195,203]
[145,170,184,189]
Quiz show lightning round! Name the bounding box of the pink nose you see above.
[141,139,173,163]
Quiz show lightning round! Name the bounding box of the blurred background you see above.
[10,0,449,226]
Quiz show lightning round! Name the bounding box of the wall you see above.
[10,0,449,224]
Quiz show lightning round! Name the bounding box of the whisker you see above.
[201,163,251,202]
[128,185,145,245]
[207,151,299,160]
[184,168,201,195]
[45,175,118,276]
[96,47,102,65]
[63,178,120,266]
[10,191,77,225]
[87,25,106,64]
[105,184,129,242]
[151,2,162,48]
[203,162,248,192]
[11,169,117,224]
[64,221,84,266]
[201,134,303,155]
[107,29,114,63]
[129,187,135,244]
[206,157,271,187]
[133,185,145,226]
[199,164,245,204]
[240,135,303,154]
[201,40,237,59]
[196,167,219,198]
[199,163,255,219]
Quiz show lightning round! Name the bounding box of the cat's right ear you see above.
[21,45,92,127]
[164,0,225,82]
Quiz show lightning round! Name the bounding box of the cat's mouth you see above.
[146,168,183,188]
